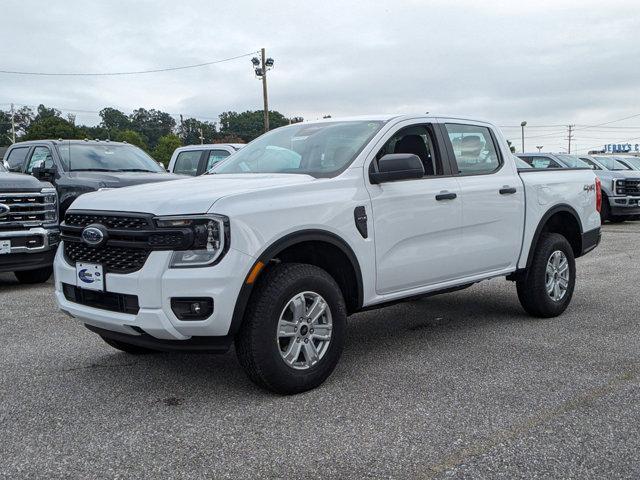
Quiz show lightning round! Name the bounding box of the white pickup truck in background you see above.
[167,143,244,176]
[54,115,601,394]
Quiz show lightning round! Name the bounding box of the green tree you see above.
[114,129,149,151]
[178,116,217,145]
[130,108,176,149]
[152,134,182,166]
[218,110,292,142]
[22,116,80,140]
[99,107,131,132]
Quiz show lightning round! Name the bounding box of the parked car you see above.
[1,165,59,283]
[167,144,244,176]
[54,115,601,394]
[518,152,640,223]
[614,155,640,171]
[578,155,640,223]
[3,140,186,217]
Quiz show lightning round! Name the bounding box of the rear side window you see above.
[5,146,30,172]
[173,150,202,176]
[445,124,501,175]
[205,149,231,170]
[528,156,561,169]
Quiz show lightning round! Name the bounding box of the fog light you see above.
[170,297,213,320]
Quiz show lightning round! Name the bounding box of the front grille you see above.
[62,283,139,315]
[64,213,151,230]
[616,179,640,196]
[64,242,150,274]
[0,192,56,227]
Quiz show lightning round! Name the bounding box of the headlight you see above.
[154,215,229,268]
[41,187,58,223]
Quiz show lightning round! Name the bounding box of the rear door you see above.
[366,120,464,294]
[200,148,232,174]
[440,122,525,276]
[172,150,204,176]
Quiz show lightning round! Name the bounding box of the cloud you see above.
[1,0,640,152]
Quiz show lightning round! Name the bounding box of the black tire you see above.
[14,266,53,284]
[516,233,576,318]
[600,195,611,223]
[100,336,156,354]
[235,263,347,395]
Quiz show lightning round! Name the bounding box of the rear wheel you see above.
[517,233,576,318]
[235,263,346,394]
[14,266,53,284]
[600,195,611,223]
[100,336,157,354]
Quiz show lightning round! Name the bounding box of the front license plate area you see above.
[0,240,10,255]
[75,262,104,291]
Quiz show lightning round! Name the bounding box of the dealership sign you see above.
[604,143,640,153]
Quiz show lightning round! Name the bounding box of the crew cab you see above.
[54,115,601,394]
[167,143,244,176]
[3,140,185,217]
[1,162,59,283]
[518,152,640,223]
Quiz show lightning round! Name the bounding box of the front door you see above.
[366,122,464,295]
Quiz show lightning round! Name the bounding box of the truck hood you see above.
[0,172,51,192]
[70,173,316,215]
[66,171,186,188]
[609,170,640,179]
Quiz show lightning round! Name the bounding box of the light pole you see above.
[536,145,543,152]
[520,121,527,153]
[251,48,275,133]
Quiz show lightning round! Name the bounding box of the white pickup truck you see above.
[54,115,601,394]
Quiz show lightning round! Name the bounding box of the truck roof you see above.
[9,139,135,147]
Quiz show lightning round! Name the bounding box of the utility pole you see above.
[520,121,527,153]
[198,128,204,144]
[251,49,275,133]
[9,103,16,144]
[566,125,575,154]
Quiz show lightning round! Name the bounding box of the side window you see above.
[530,156,561,169]
[445,124,501,175]
[375,125,443,177]
[580,158,601,170]
[26,146,54,173]
[173,150,202,176]
[205,149,231,170]
[5,147,30,172]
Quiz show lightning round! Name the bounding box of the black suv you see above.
[3,140,185,216]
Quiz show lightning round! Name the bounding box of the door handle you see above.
[499,187,517,195]
[435,192,457,201]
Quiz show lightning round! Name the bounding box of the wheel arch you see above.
[525,204,584,269]
[228,229,364,336]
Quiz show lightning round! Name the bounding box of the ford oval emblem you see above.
[0,204,9,218]
[81,225,107,247]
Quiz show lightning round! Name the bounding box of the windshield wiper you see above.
[117,168,158,173]
[70,168,117,172]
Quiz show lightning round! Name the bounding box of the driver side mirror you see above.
[369,154,425,184]
[32,164,58,181]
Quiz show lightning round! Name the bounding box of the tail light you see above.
[595,177,602,213]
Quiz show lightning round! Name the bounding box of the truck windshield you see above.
[212,121,384,178]
[593,156,632,171]
[618,157,640,170]
[56,143,164,173]
[555,155,591,168]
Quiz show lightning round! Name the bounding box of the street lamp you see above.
[520,121,527,153]
[251,48,275,133]
[536,145,543,152]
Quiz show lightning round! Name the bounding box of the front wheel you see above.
[235,263,346,394]
[14,266,53,284]
[516,233,576,318]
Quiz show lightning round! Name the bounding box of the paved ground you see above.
[1,223,639,479]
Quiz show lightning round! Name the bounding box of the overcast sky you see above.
[2,0,640,152]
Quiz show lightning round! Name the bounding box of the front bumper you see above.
[54,243,254,341]
[609,196,640,216]
[0,227,60,273]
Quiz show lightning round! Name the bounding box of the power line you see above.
[0,51,258,76]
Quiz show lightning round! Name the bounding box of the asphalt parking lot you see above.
[1,223,639,479]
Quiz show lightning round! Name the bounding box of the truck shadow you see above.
[72,281,531,398]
